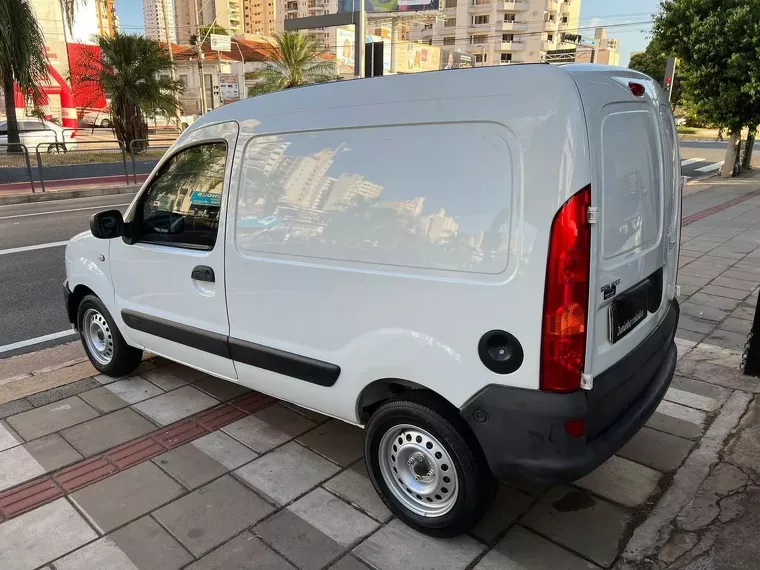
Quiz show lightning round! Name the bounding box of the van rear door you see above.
[569,69,681,382]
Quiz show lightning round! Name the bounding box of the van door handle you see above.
[191,265,215,282]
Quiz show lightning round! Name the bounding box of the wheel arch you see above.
[356,378,460,424]
[66,284,97,328]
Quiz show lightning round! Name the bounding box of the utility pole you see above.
[194,0,208,115]
[353,0,365,78]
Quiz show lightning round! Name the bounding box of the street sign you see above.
[210,34,231,52]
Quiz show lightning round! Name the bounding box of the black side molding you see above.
[229,338,340,387]
[120,310,340,387]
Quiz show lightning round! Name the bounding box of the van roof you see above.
[189,63,651,132]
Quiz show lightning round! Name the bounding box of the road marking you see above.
[0,204,131,220]
[695,161,724,173]
[681,158,705,166]
[0,330,77,355]
[0,241,69,256]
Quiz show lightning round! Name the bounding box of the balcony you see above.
[285,2,298,10]
[540,39,553,50]
[499,21,528,31]
[546,0,559,11]
[498,40,526,51]
[496,0,529,11]
[469,0,491,14]
[468,22,491,32]
[420,26,435,37]
[544,20,557,31]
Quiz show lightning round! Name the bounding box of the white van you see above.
[64,64,681,536]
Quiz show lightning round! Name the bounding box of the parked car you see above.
[0,118,77,152]
[147,113,197,131]
[64,64,682,537]
[81,107,112,128]
[674,116,687,126]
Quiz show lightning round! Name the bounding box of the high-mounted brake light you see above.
[540,186,591,392]
[629,82,645,97]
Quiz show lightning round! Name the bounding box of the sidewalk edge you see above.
[0,186,136,206]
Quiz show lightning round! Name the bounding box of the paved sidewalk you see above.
[0,173,758,570]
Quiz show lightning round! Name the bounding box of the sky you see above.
[114,0,658,66]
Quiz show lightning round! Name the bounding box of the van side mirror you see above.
[90,210,124,239]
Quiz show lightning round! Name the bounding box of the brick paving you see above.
[0,173,758,570]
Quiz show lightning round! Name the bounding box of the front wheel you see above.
[77,294,142,376]
[364,395,497,537]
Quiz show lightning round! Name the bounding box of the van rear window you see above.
[234,123,514,274]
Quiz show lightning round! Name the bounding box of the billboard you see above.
[441,50,474,70]
[339,0,439,14]
[393,42,441,73]
[219,74,240,104]
[336,27,356,76]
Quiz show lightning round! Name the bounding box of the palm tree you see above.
[247,32,336,97]
[0,0,49,149]
[75,34,184,152]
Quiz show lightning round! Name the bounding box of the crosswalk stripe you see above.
[694,161,724,173]
[681,158,705,166]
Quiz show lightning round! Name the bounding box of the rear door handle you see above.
[191,265,215,282]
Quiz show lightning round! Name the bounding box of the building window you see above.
[562,16,568,23]
[474,53,487,63]
[501,53,512,62]
[503,13,515,22]
[446,0,457,6]
[472,15,489,24]
[444,17,456,27]
[502,33,513,42]
[471,34,487,44]
[443,36,455,45]
[547,33,553,41]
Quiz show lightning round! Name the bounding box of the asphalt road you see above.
[0,194,135,358]
[679,140,760,180]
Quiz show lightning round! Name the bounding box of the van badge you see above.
[601,279,621,300]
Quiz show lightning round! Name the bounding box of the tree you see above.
[247,32,336,97]
[0,0,49,149]
[628,37,683,108]
[653,0,760,177]
[190,24,229,46]
[75,34,184,152]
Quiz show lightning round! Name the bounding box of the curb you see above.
[0,185,136,206]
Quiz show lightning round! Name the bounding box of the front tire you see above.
[364,395,497,537]
[77,294,142,376]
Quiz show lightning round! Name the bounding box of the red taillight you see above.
[565,418,586,438]
[629,82,645,97]
[540,186,591,392]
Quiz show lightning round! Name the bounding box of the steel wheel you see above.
[378,424,459,517]
[82,308,114,365]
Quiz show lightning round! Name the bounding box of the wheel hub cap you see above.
[82,308,114,365]
[378,424,459,517]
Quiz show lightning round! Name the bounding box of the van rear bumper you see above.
[461,299,679,483]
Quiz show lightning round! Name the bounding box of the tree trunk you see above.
[721,131,740,178]
[2,71,22,151]
[743,127,756,170]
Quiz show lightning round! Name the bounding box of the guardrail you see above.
[129,138,174,184]
[0,143,36,193]
[35,140,129,192]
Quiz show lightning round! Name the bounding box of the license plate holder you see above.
[608,282,649,343]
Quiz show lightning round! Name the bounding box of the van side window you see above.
[134,142,227,250]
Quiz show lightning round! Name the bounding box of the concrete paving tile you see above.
[186,533,295,570]
[297,419,365,466]
[674,329,707,344]
[191,430,258,470]
[711,276,758,291]
[255,509,345,570]
[7,396,99,441]
[680,302,728,322]
[78,386,129,413]
[153,442,228,489]
[521,486,630,568]
[24,433,83,472]
[110,515,194,570]
[223,404,315,453]
[26,378,100,408]
[0,398,33,420]
[0,498,98,570]
[0,362,99,406]
[133,386,218,426]
[646,412,704,440]
[0,445,45,491]
[235,442,341,505]
[142,364,207,391]
[289,487,379,548]
[328,555,371,570]
[705,330,749,351]
[0,422,20,451]
[324,462,392,523]
[71,461,184,533]
[153,475,274,556]
[574,456,661,508]
[354,519,486,570]
[722,269,760,284]
[619,427,694,473]
[664,387,720,412]
[679,263,723,279]
[60,408,157,456]
[729,303,756,321]
[193,376,251,401]
[699,285,750,300]
[472,483,534,544]
[671,375,730,401]
[473,526,600,570]
[718,317,752,334]
[688,293,741,312]
[280,401,330,423]
[677,315,717,334]
[105,376,164,404]
[93,361,156,385]
[657,400,707,426]
[54,537,139,570]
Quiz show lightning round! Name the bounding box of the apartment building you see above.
[244,0,276,35]
[275,0,337,49]
[96,0,118,36]
[173,0,244,44]
[409,0,581,66]
[143,0,176,42]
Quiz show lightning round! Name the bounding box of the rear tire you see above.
[100,118,112,128]
[364,395,497,537]
[77,294,142,377]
